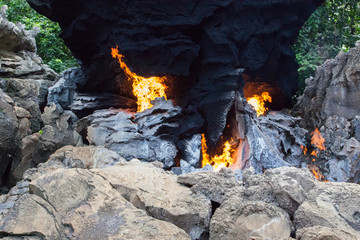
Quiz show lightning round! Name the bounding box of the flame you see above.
[111,46,167,112]
[311,128,325,151]
[246,92,272,117]
[301,128,328,182]
[201,134,235,171]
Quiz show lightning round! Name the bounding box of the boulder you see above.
[210,198,292,240]
[294,182,360,236]
[296,226,360,240]
[93,160,212,240]
[0,168,190,240]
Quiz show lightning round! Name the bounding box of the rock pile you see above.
[0,146,358,239]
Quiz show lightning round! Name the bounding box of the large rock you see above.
[294,182,360,237]
[26,0,323,147]
[87,97,203,168]
[210,199,292,240]
[11,103,83,184]
[93,160,212,240]
[296,226,360,240]
[294,41,360,128]
[0,168,190,240]
[0,5,57,80]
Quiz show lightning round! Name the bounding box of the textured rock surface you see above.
[0,5,57,81]
[296,226,360,240]
[11,103,83,184]
[294,41,360,128]
[87,98,203,168]
[0,168,190,240]
[294,182,360,236]
[293,42,360,183]
[93,160,212,240]
[210,199,292,240]
[26,0,323,147]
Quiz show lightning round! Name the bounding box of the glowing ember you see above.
[111,46,167,112]
[246,92,272,117]
[301,128,328,181]
[201,134,235,171]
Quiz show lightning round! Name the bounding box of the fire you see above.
[301,128,328,182]
[246,92,272,117]
[311,128,325,151]
[201,134,236,171]
[111,46,167,112]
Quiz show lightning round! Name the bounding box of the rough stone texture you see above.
[296,226,360,240]
[0,168,191,240]
[177,168,241,204]
[294,182,360,237]
[26,0,323,147]
[0,5,57,81]
[294,41,360,128]
[87,98,203,168]
[93,160,212,240]
[292,42,360,183]
[11,103,83,184]
[210,199,292,240]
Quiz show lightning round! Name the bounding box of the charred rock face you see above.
[26,0,323,147]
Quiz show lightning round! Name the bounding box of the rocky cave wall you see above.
[26,0,324,147]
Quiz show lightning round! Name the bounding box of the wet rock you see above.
[296,226,360,240]
[93,160,211,240]
[294,182,360,236]
[210,199,292,240]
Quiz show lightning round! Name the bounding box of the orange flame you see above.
[201,134,236,171]
[111,46,167,112]
[301,128,328,181]
[311,128,325,151]
[246,92,272,117]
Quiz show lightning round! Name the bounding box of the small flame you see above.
[201,134,235,171]
[111,46,167,112]
[301,128,328,182]
[311,128,325,151]
[246,92,272,117]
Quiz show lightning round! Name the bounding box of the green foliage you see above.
[0,0,78,73]
[38,129,44,135]
[294,0,360,94]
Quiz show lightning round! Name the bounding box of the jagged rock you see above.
[210,199,292,240]
[87,98,202,168]
[0,168,191,240]
[11,103,83,184]
[93,160,212,240]
[178,134,202,167]
[177,168,241,204]
[0,5,57,80]
[294,41,360,128]
[294,182,360,237]
[296,226,360,240]
[27,0,323,147]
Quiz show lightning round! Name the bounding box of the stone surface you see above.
[27,0,323,147]
[0,168,191,240]
[294,182,360,236]
[11,103,83,184]
[0,5,57,81]
[296,226,360,240]
[87,98,203,168]
[210,199,292,240]
[93,160,212,240]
